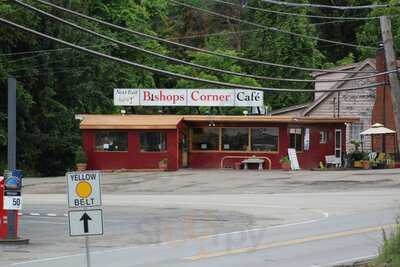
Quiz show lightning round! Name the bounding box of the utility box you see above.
[0,176,8,239]
[0,176,19,239]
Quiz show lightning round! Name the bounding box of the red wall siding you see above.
[83,129,179,171]
[82,123,346,171]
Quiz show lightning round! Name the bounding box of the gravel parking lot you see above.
[22,168,400,194]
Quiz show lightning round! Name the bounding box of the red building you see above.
[80,115,358,171]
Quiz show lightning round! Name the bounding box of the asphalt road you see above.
[2,190,400,267]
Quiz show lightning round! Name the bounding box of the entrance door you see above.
[181,133,188,168]
[335,129,342,160]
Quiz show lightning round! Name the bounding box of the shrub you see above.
[375,221,400,266]
[280,156,290,164]
[75,147,87,164]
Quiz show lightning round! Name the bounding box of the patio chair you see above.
[368,152,377,161]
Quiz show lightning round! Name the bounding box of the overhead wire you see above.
[0,17,386,93]
[211,0,390,20]
[13,0,395,84]
[168,0,377,50]
[30,0,375,74]
[258,0,396,10]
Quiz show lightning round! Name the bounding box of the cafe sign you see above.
[114,89,264,107]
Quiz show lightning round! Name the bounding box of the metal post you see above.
[85,236,91,267]
[7,77,17,239]
[380,16,400,154]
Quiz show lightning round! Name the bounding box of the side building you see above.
[272,58,377,153]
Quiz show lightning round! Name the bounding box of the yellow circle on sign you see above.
[76,181,92,198]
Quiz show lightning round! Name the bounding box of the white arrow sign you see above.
[68,209,103,237]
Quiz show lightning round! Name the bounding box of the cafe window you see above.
[320,130,328,144]
[222,128,249,151]
[289,128,303,151]
[140,132,166,152]
[191,128,219,150]
[251,128,279,152]
[95,132,128,152]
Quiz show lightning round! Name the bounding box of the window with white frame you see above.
[349,123,363,141]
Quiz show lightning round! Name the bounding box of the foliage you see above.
[375,222,400,267]
[75,146,87,164]
[279,156,290,164]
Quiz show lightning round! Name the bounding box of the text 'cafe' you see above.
[79,88,359,171]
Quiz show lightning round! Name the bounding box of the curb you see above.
[0,238,30,245]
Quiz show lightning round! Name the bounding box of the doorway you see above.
[181,133,188,168]
[335,129,342,160]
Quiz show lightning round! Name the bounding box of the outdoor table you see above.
[242,158,265,170]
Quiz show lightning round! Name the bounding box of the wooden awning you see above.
[79,114,359,129]
[79,115,183,129]
[183,115,359,124]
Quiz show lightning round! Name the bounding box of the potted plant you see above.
[75,147,87,171]
[158,158,168,170]
[362,159,370,170]
[387,159,396,169]
[280,156,291,171]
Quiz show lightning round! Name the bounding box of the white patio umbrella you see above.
[360,123,396,156]
[360,123,396,135]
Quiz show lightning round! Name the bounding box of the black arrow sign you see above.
[80,212,92,233]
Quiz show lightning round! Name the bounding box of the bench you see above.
[220,156,272,170]
[325,155,341,168]
[242,158,265,170]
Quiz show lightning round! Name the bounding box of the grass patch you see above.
[373,221,400,267]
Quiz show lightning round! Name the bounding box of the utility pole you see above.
[380,16,400,154]
[7,77,17,240]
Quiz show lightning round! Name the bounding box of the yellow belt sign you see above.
[67,171,101,208]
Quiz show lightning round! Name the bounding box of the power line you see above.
[169,0,377,50]
[30,0,375,74]
[0,17,385,93]
[1,43,115,57]
[211,0,387,20]
[14,0,394,84]
[258,0,395,10]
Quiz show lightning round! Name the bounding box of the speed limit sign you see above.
[3,196,22,210]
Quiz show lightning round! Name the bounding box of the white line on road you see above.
[21,219,65,225]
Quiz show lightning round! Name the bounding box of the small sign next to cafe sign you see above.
[114,88,264,107]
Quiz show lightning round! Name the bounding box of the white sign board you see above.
[69,209,103,236]
[288,148,300,171]
[114,88,264,107]
[67,171,101,208]
[3,196,22,210]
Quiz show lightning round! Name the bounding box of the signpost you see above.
[66,171,103,267]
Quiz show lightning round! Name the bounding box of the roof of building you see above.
[79,115,183,129]
[79,114,359,129]
[270,103,312,115]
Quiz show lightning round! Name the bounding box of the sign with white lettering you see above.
[114,88,264,107]
[67,171,101,208]
[69,209,103,236]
